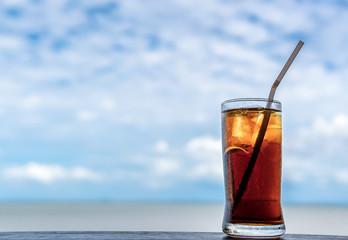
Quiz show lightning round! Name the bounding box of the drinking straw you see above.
[233,40,304,211]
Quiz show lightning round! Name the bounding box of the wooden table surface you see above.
[0,232,347,240]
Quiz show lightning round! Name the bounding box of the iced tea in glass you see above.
[221,98,285,238]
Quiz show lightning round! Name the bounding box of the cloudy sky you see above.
[1,0,348,204]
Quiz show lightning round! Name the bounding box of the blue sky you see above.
[1,0,348,204]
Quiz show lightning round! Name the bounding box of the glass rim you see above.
[221,98,281,105]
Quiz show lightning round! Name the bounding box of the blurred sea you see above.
[0,203,347,236]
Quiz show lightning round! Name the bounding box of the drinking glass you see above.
[221,98,285,238]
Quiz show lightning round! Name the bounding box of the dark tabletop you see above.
[0,232,347,240]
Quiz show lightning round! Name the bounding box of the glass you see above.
[221,98,285,238]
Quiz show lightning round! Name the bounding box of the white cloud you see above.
[335,169,348,185]
[153,158,180,175]
[3,162,103,184]
[70,167,102,181]
[101,99,116,111]
[21,95,42,111]
[186,136,221,161]
[283,157,322,184]
[75,110,97,122]
[154,140,169,153]
[283,113,348,187]
[283,156,348,189]
[314,114,348,137]
[116,136,223,189]
[186,136,223,180]
[225,19,270,44]
[0,35,25,49]
[299,113,348,140]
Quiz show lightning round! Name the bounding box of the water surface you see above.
[0,203,347,236]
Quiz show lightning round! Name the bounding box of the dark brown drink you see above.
[221,99,285,238]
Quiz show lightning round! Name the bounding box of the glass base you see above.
[222,223,285,238]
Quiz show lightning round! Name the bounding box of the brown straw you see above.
[233,41,304,211]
